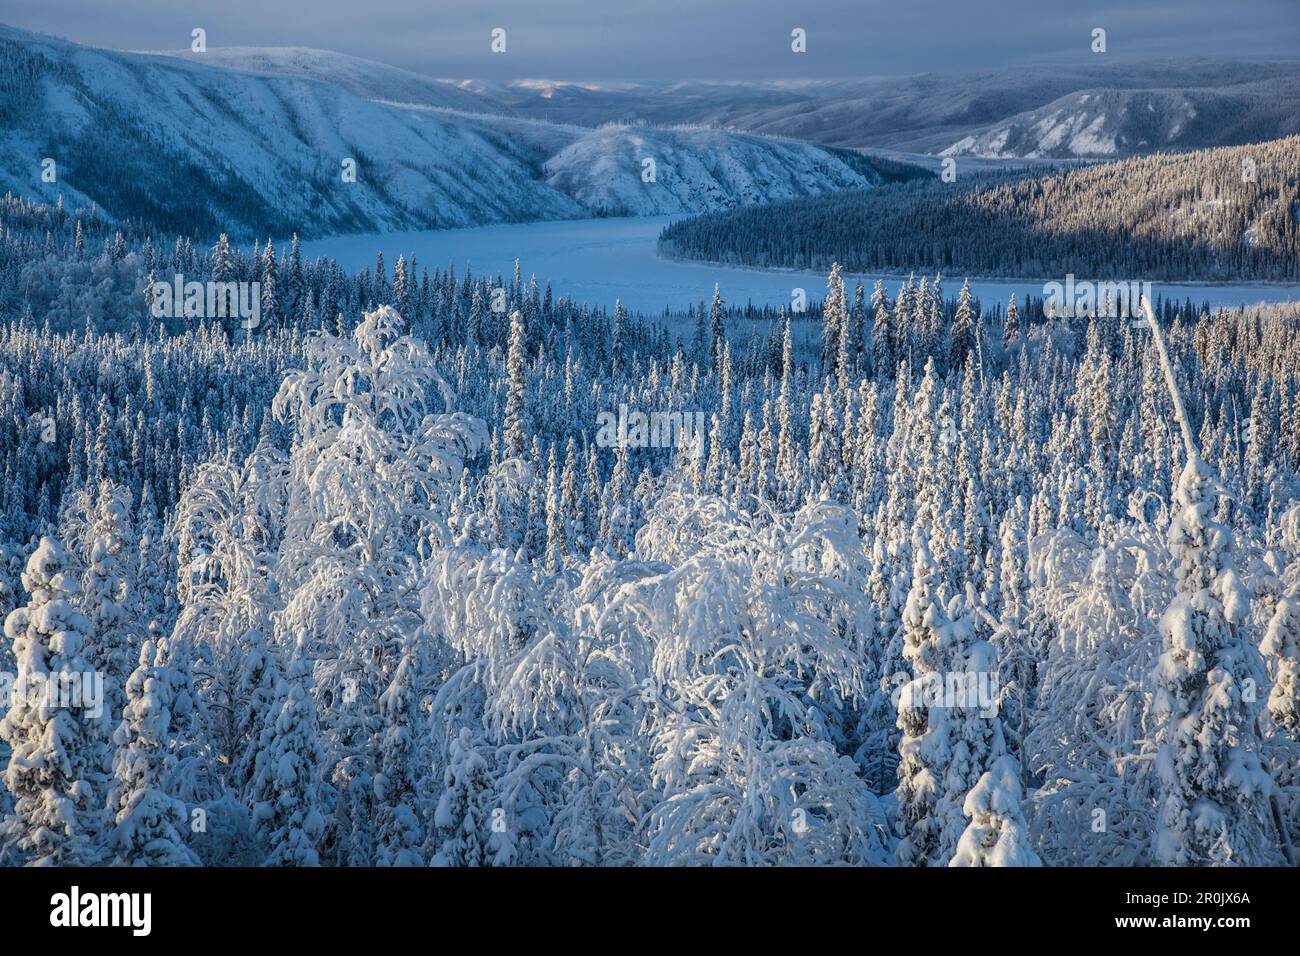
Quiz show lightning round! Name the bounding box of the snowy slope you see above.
[0,26,878,239]
[941,80,1300,159]
[542,125,877,216]
[491,62,1300,156]
[152,46,499,114]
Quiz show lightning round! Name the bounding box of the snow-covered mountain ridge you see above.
[128,41,1300,169]
[0,26,884,239]
[452,62,1300,158]
[942,80,1300,158]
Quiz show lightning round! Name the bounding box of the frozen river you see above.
[301,215,1300,315]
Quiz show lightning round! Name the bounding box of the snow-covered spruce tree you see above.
[709,283,726,369]
[637,493,891,866]
[230,626,285,800]
[822,263,846,381]
[949,278,974,371]
[1003,293,1021,348]
[949,755,1040,866]
[110,638,200,866]
[856,534,902,793]
[0,566,12,668]
[272,304,486,864]
[992,497,1035,781]
[1144,301,1276,866]
[0,537,111,865]
[1262,595,1300,854]
[211,232,232,284]
[430,726,493,867]
[489,308,539,554]
[774,314,799,507]
[373,631,431,866]
[838,281,865,382]
[81,479,139,724]
[502,309,529,460]
[249,658,326,867]
[1154,453,1275,864]
[894,526,1007,867]
[132,484,167,633]
[1262,597,1300,736]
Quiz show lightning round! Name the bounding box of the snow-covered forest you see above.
[659,136,1300,281]
[1,186,1298,867]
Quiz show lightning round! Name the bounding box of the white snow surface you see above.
[943,89,1202,158]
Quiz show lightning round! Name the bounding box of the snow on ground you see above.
[150,46,496,113]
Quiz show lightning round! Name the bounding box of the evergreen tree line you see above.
[659,136,1300,282]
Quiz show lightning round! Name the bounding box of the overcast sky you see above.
[7,0,1299,80]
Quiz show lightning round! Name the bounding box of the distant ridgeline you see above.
[658,137,1300,282]
[0,26,931,242]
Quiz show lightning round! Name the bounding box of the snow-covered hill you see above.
[0,26,881,239]
[489,62,1300,157]
[942,79,1300,158]
[542,125,877,216]
[152,45,499,114]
